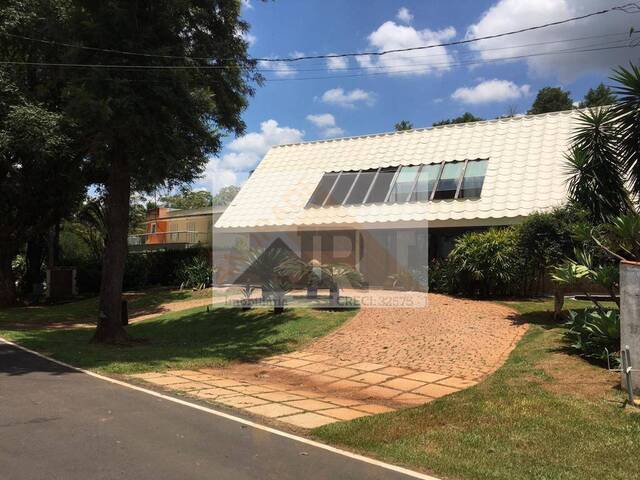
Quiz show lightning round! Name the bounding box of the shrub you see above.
[73,247,210,294]
[427,259,457,295]
[564,308,620,365]
[517,206,591,295]
[447,227,523,297]
[177,256,214,290]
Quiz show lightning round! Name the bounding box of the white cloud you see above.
[326,55,349,71]
[204,159,240,193]
[225,119,303,160]
[259,51,305,78]
[306,113,336,128]
[452,79,530,104]
[320,87,375,108]
[396,7,413,24]
[202,119,304,192]
[306,113,345,138]
[241,0,253,10]
[360,19,456,76]
[322,126,345,137]
[259,59,296,78]
[467,0,636,81]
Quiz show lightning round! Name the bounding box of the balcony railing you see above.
[128,231,210,251]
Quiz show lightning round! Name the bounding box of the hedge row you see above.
[75,247,210,294]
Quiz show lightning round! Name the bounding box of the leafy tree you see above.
[161,188,213,209]
[394,120,413,131]
[579,83,616,108]
[528,86,573,114]
[433,112,483,126]
[57,1,260,342]
[212,185,240,206]
[0,1,85,305]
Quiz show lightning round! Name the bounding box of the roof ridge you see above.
[273,108,584,149]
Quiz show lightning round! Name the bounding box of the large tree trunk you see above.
[22,234,46,297]
[0,243,17,307]
[93,156,131,343]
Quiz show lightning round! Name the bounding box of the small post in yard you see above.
[620,261,640,394]
[121,300,128,326]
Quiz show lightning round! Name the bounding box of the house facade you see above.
[128,206,222,251]
[214,110,577,287]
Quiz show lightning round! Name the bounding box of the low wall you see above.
[620,261,640,393]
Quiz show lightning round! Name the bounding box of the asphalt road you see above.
[0,341,427,480]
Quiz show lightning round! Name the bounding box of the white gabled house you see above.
[215,110,578,286]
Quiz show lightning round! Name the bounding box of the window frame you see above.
[362,167,381,204]
[305,158,488,208]
[457,159,488,199]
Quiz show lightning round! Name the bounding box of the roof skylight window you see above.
[306,159,488,208]
[432,161,465,200]
[366,166,398,203]
[324,171,357,206]
[387,165,420,203]
[344,169,377,205]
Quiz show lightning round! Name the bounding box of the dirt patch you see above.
[538,351,621,401]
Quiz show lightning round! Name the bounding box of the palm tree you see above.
[610,64,640,198]
[318,263,363,306]
[565,64,640,223]
[277,257,322,299]
[565,108,632,223]
[239,244,295,314]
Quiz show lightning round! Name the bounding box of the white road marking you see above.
[0,337,440,480]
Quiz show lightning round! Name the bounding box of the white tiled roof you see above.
[216,110,576,231]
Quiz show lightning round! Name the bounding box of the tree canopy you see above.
[6,0,261,340]
[528,87,574,114]
[212,185,240,206]
[0,2,85,305]
[432,112,483,127]
[394,120,413,131]
[580,83,616,108]
[161,189,213,210]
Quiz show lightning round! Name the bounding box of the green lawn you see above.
[313,298,639,480]
[0,288,206,326]
[0,305,355,374]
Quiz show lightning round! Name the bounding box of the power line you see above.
[262,37,633,74]
[0,2,638,65]
[259,3,640,63]
[1,37,636,73]
[5,43,636,84]
[264,44,640,81]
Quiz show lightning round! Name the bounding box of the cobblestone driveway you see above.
[131,293,526,429]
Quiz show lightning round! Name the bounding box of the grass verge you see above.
[0,306,355,374]
[0,288,208,326]
[313,298,639,480]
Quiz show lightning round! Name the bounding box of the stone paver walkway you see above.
[131,354,470,429]
[130,292,526,429]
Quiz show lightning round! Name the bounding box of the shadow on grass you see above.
[0,288,198,327]
[1,306,349,374]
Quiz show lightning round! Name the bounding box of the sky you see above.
[197,0,640,193]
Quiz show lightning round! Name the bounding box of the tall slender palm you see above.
[565,107,632,223]
[610,64,640,198]
[565,64,640,222]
